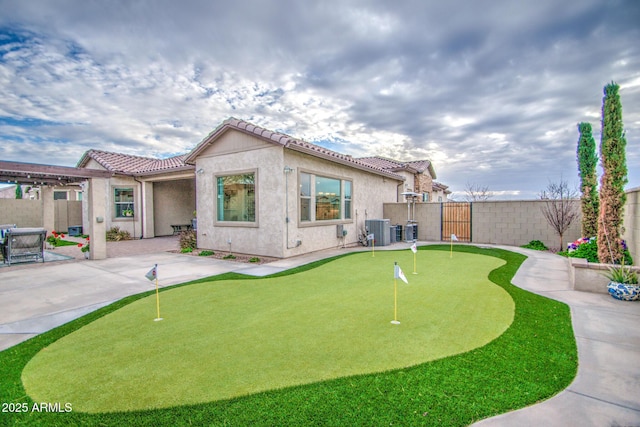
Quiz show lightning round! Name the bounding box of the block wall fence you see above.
[384,187,640,265]
[1,187,638,265]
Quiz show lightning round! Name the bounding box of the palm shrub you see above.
[576,122,599,237]
[179,230,197,251]
[597,82,628,264]
[106,226,131,241]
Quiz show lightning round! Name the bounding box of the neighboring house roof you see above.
[433,181,452,194]
[77,149,193,176]
[356,156,437,179]
[184,118,406,181]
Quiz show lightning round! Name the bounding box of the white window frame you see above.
[299,170,353,225]
[215,169,258,227]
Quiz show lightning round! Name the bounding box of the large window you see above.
[316,176,341,220]
[300,172,352,223]
[114,188,134,218]
[217,173,256,222]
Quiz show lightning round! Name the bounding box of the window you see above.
[316,176,341,220]
[422,192,429,202]
[300,173,311,221]
[53,191,68,200]
[344,181,352,220]
[299,172,352,222]
[217,173,255,222]
[114,188,134,218]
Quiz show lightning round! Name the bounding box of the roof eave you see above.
[286,144,404,181]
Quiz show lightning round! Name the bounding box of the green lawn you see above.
[1,245,577,426]
[22,250,511,412]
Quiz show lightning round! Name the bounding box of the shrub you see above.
[106,226,131,242]
[249,257,260,263]
[223,254,236,260]
[199,250,215,256]
[563,237,598,263]
[521,240,548,251]
[560,237,633,265]
[180,247,193,254]
[179,230,197,250]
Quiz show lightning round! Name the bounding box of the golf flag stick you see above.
[411,242,418,274]
[450,234,458,258]
[367,233,375,257]
[146,264,163,321]
[392,262,400,324]
[392,262,409,324]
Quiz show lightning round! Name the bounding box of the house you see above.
[77,118,445,258]
[356,156,449,203]
[77,150,195,239]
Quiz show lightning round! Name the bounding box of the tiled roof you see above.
[185,118,406,181]
[357,156,435,177]
[77,149,192,175]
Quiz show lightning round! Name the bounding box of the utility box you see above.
[405,224,415,242]
[68,226,83,236]
[389,226,397,243]
[336,224,344,238]
[366,219,391,246]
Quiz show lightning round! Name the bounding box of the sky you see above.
[0,0,638,200]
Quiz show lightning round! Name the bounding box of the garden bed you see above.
[170,248,278,265]
[569,257,640,294]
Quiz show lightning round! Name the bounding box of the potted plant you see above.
[123,208,134,217]
[78,236,90,259]
[605,264,639,301]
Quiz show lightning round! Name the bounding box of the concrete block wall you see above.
[472,200,582,250]
[0,199,43,227]
[622,187,639,265]
[383,202,441,241]
[383,200,583,250]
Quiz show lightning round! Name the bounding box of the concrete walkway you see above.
[473,246,640,426]
[0,241,638,425]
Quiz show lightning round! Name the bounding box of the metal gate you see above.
[441,202,472,242]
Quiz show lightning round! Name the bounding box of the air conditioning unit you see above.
[365,219,391,246]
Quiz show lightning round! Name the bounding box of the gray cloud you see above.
[0,0,638,198]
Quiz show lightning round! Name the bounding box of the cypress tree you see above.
[597,82,628,264]
[576,122,598,237]
[15,184,23,199]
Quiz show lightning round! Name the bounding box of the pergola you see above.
[0,160,114,260]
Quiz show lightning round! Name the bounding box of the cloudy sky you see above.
[0,0,638,199]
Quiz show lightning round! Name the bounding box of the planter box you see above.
[569,257,640,294]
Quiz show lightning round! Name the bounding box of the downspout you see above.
[134,176,143,239]
[284,166,299,249]
[397,182,403,202]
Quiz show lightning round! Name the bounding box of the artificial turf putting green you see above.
[22,250,513,413]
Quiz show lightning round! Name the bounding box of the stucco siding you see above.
[195,134,286,258]
[281,150,401,257]
[193,129,404,258]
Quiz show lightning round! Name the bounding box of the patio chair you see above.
[1,227,46,266]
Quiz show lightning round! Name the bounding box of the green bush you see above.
[567,239,599,263]
[199,250,215,256]
[180,247,193,253]
[521,240,548,251]
[249,257,260,263]
[179,230,197,250]
[223,254,236,260]
[559,238,633,265]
